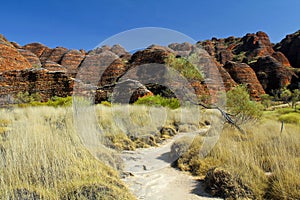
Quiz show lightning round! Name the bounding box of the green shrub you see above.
[260,94,273,108]
[226,85,263,124]
[100,101,112,107]
[16,92,41,104]
[45,96,73,107]
[28,96,73,107]
[280,88,292,103]
[165,54,204,81]
[291,89,300,109]
[134,95,180,109]
[233,51,246,62]
[279,113,300,125]
[276,107,298,115]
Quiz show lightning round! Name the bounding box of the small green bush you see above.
[31,96,73,107]
[16,92,41,104]
[276,107,298,115]
[44,96,72,107]
[165,54,204,81]
[279,113,300,125]
[226,85,263,124]
[233,51,246,62]
[100,101,112,107]
[134,95,180,109]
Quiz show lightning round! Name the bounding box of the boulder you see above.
[223,61,265,100]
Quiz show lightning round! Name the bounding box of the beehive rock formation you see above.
[1,30,300,106]
[223,61,265,100]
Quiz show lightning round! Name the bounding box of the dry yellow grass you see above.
[175,119,300,199]
[0,104,210,199]
[3,103,297,199]
[94,104,208,150]
[0,106,134,199]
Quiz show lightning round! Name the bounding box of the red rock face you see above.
[130,45,174,66]
[60,49,85,75]
[197,32,277,65]
[271,52,291,67]
[0,35,31,72]
[18,49,42,68]
[223,61,265,100]
[197,37,241,65]
[43,61,67,72]
[251,56,294,93]
[217,65,237,91]
[23,43,50,58]
[46,47,68,63]
[100,58,129,86]
[108,79,153,103]
[274,30,300,68]
[290,70,300,90]
[10,41,22,49]
[241,31,274,59]
[77,51,119,86]
[1,31,299,105]
[0,69,73,102]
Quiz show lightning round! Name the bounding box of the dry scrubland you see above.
[0,106,135,200]
[0,104,299,199]
[172,112,300,199]
[0,104,208,199]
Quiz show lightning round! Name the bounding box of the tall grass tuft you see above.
[0,106,134,199]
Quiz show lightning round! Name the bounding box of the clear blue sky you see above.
[1,0,300,50]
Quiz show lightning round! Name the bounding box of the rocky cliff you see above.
[0,30,300,105]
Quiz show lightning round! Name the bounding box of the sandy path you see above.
[121,129,222,200]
